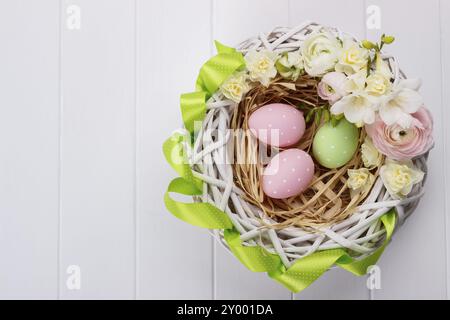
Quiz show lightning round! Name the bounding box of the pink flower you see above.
[317,71,348,104]
[365,106,433,160]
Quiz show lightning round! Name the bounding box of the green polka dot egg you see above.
[312,119,359,169]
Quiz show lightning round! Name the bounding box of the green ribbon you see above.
[224,211,395,293]
[163,133,233,230]
[269,212,396,292]
[163,41,397,293]
[164,177,233,229]
[181,42,245,136]
[180,92,207,135]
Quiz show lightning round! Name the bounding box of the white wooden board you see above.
[136,0,214,299]
[0,0,59,299]
[59,0,136,299]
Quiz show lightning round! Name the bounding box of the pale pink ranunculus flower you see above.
[365,106,433,161]
[317,71,348,104]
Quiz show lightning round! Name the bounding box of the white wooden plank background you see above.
[0,0,59,299]
[364,0,447,300]
[59,0,136,299]
[0,0,448,299]
[136,0,214,300]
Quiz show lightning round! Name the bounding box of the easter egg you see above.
[262,149,315,199]
[248,103,305,147]
[312,119,359,169]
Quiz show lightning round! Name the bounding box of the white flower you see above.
[347,168,375,197]
[245,49,278,86]
[374,54,393,80]
[365,54,392,97]
[380,159,424,199]
[335,38,369,75]
[361,136,382,168]
[344,69,367,93]
[366,72,391,97]
[330,91,378,126]
[276,50,304,80]
[220,72,250,103]
[378,79,423,128]
[317,71,348,104]
[301,31,342,76]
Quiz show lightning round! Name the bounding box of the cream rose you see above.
[276,50,304,81]
[301,31,342,76]
[220,72,250,103]
[347,168,375,197]
[335,38,369,75]
[380,159,424,199]
[361,136,382,168]
[366,72,391,96]
[245,49,278,86]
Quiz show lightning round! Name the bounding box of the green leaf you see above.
[315,109,323,126]
[330,114,342,127]
[323,109,330,123]
[297,103,306,110]
[366,55,372,77]
[305,109,314,123]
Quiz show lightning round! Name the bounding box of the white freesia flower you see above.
[330,91,378,126]
[375,54,393,80]
[347,168,375,197]
[301,31,342,76]
[378,78,423,128]
[335,38,369,75]
[245,49,278,86]
[220,72,251,103]
[276,50,304,80]
[361,136,382,168]
[344,69,367,93]
[380,159,424,199]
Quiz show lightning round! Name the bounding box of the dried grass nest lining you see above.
[231,75,384,229]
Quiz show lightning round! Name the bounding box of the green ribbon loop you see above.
[163,133,233,229]
[162,132,202,191]
[270,249,347,292]
[180,91,206,136]
[224,229,283,273]
[180,42,245,136]
[195,51,245,96]
[338,212,396,276]
[195,42,245,96]
[180,43,244,136]
[164,177,232,229]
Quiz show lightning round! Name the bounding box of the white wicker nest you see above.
[183,21,428,269]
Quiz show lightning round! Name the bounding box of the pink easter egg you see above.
[248,103,306,147]
[262,149,314,199]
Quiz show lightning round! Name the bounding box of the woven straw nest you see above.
[188,22,428,268]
